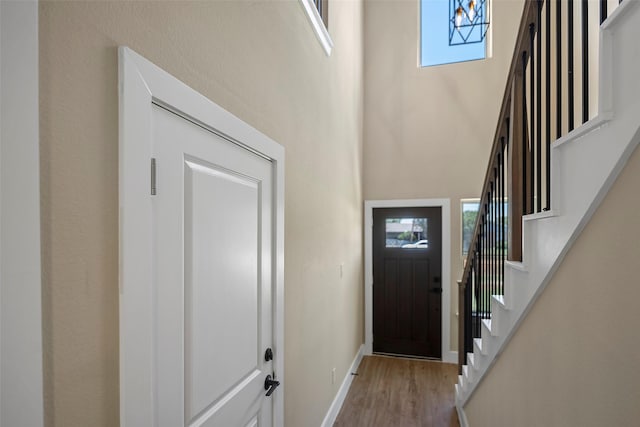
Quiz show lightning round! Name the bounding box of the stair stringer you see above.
[456,0,640,408]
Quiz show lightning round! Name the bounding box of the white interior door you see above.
[152,105,275,427]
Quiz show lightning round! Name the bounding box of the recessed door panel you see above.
[184,160,261,422]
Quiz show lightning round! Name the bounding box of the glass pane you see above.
[420,0,486,67]
[385,218,429,248]
[461,200,480,257]
[461,199,509,259]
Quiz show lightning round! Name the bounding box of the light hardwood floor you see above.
[334,355,460,427]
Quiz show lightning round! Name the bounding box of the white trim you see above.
[551,114,612,149]
[320,344,364,427]
[0,2,44,426]
[456,403,470,427]
[600,0,638,31]
[522,210,556,221]
[443,350,458,364]
[299,0,333,56]
[364,199,452,361]
[118,47,285,427]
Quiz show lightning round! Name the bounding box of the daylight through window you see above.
[420,0,488,67]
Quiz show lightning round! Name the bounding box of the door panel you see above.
[184,160,260,422]
[152,105,274,427]
[372,207,442,358]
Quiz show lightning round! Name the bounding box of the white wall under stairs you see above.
[455,0,640,418]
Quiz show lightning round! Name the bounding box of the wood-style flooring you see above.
[333,355,460,427]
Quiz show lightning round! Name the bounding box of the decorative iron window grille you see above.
[449,0,490,46]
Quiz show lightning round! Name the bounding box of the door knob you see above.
[264,374,280,397]
[431,287,443,294]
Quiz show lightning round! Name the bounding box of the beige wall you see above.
[39,1,363,426]
[464,142,640,426]
[363,0,524,351]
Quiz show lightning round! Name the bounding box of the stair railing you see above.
[457,0,619,372]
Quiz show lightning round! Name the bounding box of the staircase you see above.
[455,0,640,419]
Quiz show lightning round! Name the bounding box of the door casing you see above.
[0,2,44,426]
[118,47,285,426]
[364,199,455,363]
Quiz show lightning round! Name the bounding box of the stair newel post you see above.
[508,76,524,262]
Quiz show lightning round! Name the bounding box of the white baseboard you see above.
[443,350,458,364]
[456,402,469,427]
[320,344,365,427]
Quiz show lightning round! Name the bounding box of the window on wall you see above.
[420,0,487,67]
[314,0,329,27]
[300,0,333,55]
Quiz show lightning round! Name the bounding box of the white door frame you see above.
[119,47,285,426]
[364,199,456,363]
[0,1,44,426]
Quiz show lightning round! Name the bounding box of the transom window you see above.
[420,0,488,67]
[300,0,333,55]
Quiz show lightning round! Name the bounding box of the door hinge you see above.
[151,158,157,195]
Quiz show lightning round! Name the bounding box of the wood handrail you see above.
[459,0,540,289]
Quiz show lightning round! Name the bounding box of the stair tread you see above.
[473,338,484,353]
[482,318,491,329]
[467,353,475,368]
[505,260,528,272]
[462,365,472,383]
[522,210,556,221]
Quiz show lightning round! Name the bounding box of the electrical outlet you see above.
[331,368,336,384]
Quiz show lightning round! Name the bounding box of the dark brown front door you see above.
[372,207,442,358]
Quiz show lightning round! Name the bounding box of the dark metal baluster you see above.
[493,180,496,301]
[582,0,589,123]
[481,216,484,321]
[488,186,492,306]
[475,242,481,336]
[480,214,484,319]
[496,161,499,300]
[485,204,489,317]
[468,272,473,351]
[536,0,543,213]
[489,199,492,315]
[497,158,501,298]
[498,143,501,295]
[556,0,562,139]
[484,205,488,318]
[493,171,497,299]
[491,180,495,303]
[500,137,509,294]
[501,137,506,293]
[522,52,528,215]
[490,189,493,308]
[473,242,482,337]
[546,0,552,211]
[600,0,608,23]
[494,172,497,298]
[464,273,469,354]
[529,23,535,214]
[568,0,575,131]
